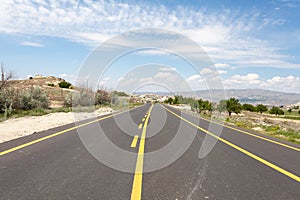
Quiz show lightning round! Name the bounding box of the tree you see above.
[198,99,212,114]
[226,97,242,116]
[255,104,268,114]
[58,81,72,88]
[112,91,128,97]
[287,108,292,113]
[173,96,179,104]
[217,100,227,113]
[242,103,255,112]
[269,106,284,116]
[206,101,213,113]
[0,63,13,91]
[198,99,204,113]
[165,97,173,104]
[190,99,198,112]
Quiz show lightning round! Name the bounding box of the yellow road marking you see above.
[142,118,145,122]
[138,123,143,129]
[144,114,147,118]
[170,106,300,152]
[0,106,144,157]
[163,106,300,183]
[131,104,153,200]
[131,135,139,148]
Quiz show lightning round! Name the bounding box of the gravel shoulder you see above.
[0,107,114,144]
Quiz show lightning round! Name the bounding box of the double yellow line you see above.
[163,106,300,183]
[131,104,153,200]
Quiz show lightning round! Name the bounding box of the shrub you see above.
[0,87,49,112]
[20,87,50,110]
[242,103,255,112]
[0,88,20,113]
[265,124,281,132]
[3,103,13,119]
[64,89,94,107]
[269,106,284,116]
[58,81,72,88]
[95,89,111,105]
[48,83,55,87]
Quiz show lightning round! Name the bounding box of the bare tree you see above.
[0,63,13,90]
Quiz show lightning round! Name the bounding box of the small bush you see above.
[0,87,49,115]
[4,103,13,119]
[95,89,110,105]
[0,88,20,113]
[20,87,50,110]
[48,83,55,87]
[265,124,280,132]
[58,81,72,88]
[64,89,94,107]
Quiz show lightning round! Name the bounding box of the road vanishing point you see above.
[1,103,299,199]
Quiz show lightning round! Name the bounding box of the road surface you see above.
[1,103,299,199]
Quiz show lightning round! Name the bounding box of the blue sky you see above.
[0,0,300,93]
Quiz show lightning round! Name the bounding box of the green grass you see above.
[284,110,300,116]
[267,129,300,144]
[219,117,300,145]
[234,120,254,129]
[281,116,300,120]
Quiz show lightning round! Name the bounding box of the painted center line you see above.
[131,104,153,200]
[131,135,139,148]
[138,123,143,129]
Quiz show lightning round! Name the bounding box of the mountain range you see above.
[135,89,300,106]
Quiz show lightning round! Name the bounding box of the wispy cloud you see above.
[20,41,44,47]
[0,0,297,69]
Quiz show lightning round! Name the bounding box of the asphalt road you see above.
[0,103,299,200]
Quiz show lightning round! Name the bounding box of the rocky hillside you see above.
[7,75,73,108]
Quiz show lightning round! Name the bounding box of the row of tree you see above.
[165,95,286,116]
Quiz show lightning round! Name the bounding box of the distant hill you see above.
[135,89,300,106]
[191,89,300,106]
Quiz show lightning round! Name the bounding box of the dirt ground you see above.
[0,107,114,143]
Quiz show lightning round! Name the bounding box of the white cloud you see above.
[115,66,191,92]
[217,70,227,74]
[224,73,262,87]
[99,77,112,88]
[20,41,44,47]
[134,49,170,56]
[59,73,76,84]
[186,73,300,93]
[215,63,231,68]
[186,74,201,81]
[224,74,300,93]
[200,68,215,75]
[159,67,176,71]
[0,0,297,69]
